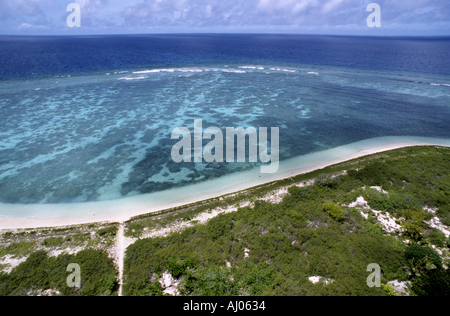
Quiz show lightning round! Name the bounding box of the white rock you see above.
[159,271,181,296]
[370,186,388,194]
[163,286,179,296]
[387,280,411,296]
[308,276,321,284]
[322,278,334,285]
[371,210,403,234]
[425,217,450,238]
[0,255,29,274]
[160,271,174,288]
[423,206,437,214]
[349,196,369,209]
[308,276,334,285]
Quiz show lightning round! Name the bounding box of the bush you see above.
[96,226,117,237]
[322,203,345,222]
[180,265,236,296]
[381,283,397,296]
[411,268,450,296]
[0,249,118,296]
[138,279,164,296]
[348,161,391,187]
[365,191,393,213]
[428,230,447,248]
[400,207,429,241]
[403,223,423,240]
[238,263,275,295]
[437,205,450,226]
[404,245,442,268]
[181,214,193,221]
[400,207,427,226]
[288,186,311,200]
[42,237,63,247]
[166,256,199,278]
[316,173,337,189]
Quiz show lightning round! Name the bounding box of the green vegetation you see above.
[123,194,406,296]
[42,237,64,247]
[96,226,118,237]
[0,249,118,296]
[322,203,345,222]
[166,257,199,278]
[381,283,397,296]
[316,173,338,189]
[404,244,450,295]
[427,230,447,248]
[181,265,236,296]
[405,245,442,269]
[122,146,450,296]
[137,278,164,296]
[2,145,450,296]
[0,241,36,258]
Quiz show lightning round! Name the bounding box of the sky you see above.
[0,0,449,36]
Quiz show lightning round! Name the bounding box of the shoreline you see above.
[1,136,450,230]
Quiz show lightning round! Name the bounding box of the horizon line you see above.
[1,32,450,38]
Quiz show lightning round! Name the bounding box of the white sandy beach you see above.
[1,135,450,230]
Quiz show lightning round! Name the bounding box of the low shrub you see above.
[96,226,117,237]
[316,173,337,189]
[181,214,192,221]
[180,265,236,296]
[42,237,63,247]
[288,186,311,200]
[427,230,447,248]
[404,245,442,268]
[166,256,199,278]
[322,203,345,222]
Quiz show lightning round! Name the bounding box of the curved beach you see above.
[1,135,450,229]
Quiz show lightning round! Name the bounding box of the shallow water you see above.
[0,35,449,220]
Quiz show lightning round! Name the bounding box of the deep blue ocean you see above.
[0,34,450,206]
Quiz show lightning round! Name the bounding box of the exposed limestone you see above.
[159,270,181,296]
[387,280,411,296]
[308,276,334,285]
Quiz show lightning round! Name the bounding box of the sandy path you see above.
[117,222,125,296]
[110,222,137,296]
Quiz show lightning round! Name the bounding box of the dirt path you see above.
[117,222,125,296]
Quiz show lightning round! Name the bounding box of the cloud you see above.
[118,0,450,30]
[1,0,449,35]
[119,0,367,27]
[18,22,46,29]
[75,0,109,16]
[0,0,44,20]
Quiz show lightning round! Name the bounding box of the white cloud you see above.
[75,0,109,16]
[18,22,45,29]
[1,0,449,35]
